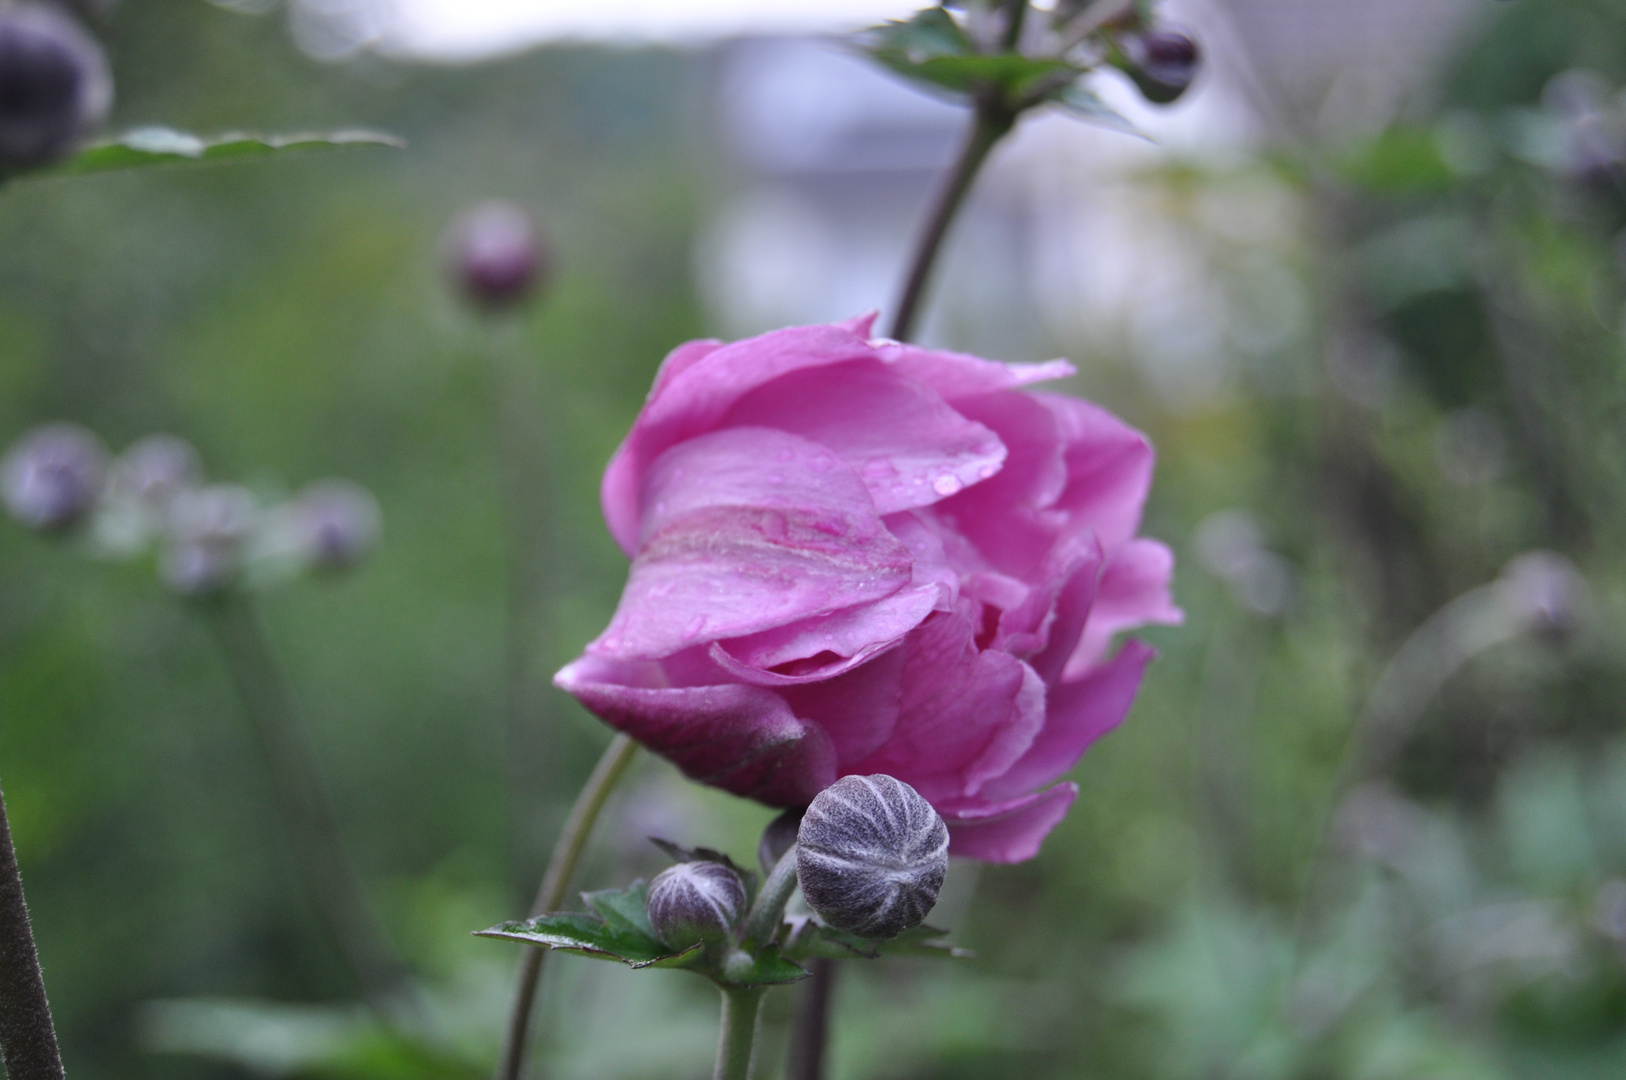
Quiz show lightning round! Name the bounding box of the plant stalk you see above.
[740,843,800,950]
[0,780,65,1080]
[496,733,639,1080]
[202,595,413,1018]
[785,959,834,1080]
[887,98,1016,343]
[714,987,765,1080]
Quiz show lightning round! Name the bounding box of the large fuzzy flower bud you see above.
[796,774,949,939]
[0,5,111,172]
[646,861,747,952]
[2,422,107,532]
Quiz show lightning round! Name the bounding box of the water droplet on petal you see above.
[682,615,708,641]
[932,474,964,497]
[863,457,898,479]
[769,473,785,485]
[978,464,999,480]
[809,455,832,472]
[776,449,795,462]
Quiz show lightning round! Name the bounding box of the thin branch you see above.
[0,780,66,1080]
[496,733,639,1080]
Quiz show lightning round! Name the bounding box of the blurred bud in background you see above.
[0,4,112,173]
[443,200,551,312]
[282,479,381,572]
[1,422,107,533]
[161,484,260,596]
[95,435,204,555]
[1120,28,1201,106]
[1497,550,1589,640]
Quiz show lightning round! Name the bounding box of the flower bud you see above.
[646,860,747,952]
[111,434,202,510]
[796,774,949,939]
[160,484,259,595]
[288,479,380,571]
[444,201,551,311]
[1,422,107,532]
[1122,28,1200,105]
[0,5,112,172]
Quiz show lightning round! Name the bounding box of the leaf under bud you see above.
[1,422,107,532]
[796,774,948,939]
[444,201,551,311]
[646,860,747,952]
[1122,28,1200,105]
[0,5,111,172]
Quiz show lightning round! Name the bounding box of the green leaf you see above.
[722,946,810,988]
[863,6,1080,100]
[582,880,661,941]
[475,910,700,970]
[1051,83,1149,139]
[46,128,404,178]
[781,920,973,962]
[865,6,972,66]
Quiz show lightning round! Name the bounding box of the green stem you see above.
[495,733,639,1080]
[202,596,414,1019]
[887,98,1016,344]
[740,843,799,950]
[714,987,765,1080]
[0,780,66,1080]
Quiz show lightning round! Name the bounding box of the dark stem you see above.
[887,98,1016,343]
[496,733,639,1080]
[785,960,835,1080]
[485,319,561,905]
[202,596,413,1018]
[0,781,65,1080]
[1000,0,1029,51]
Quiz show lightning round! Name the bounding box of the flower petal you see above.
[941,784,1078,863]
[711,581,945,681]
[556,655,837,806]
[590,428,913,661]
[980,640,1155,802]
[1067,540,1182,674]
[877,342,1076,402]
[602,324,878,553]
[1040,393,1155,552]
[720,358,1006,515]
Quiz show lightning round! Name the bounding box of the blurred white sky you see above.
[378,0,922,59]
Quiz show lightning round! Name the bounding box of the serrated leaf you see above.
[46,128,404,177]
[781,919,973,962]
[582,881,660,941]
[648,837,759,899]
[1051,83,1150,139]
[724,946,810,988]
[475,911,699,969]
[865,6,971,66]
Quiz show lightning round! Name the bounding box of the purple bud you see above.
[796,774,948,939]
[646,861,747,952]
[160,484,258,595]
[444,201,550,311]
[1123,28,1201,105]
[1,422,107,532]
[111,434,202,510]
[289,479,380,571]
[0,5,111,172]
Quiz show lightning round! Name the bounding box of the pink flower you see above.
[556,316,1181,862]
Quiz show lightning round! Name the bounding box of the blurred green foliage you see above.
[13,1,1626,1079]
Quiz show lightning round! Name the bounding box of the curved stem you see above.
[740,843,799,950]
[0,780,65,1080]
[887,99,1015,344]
[496,733,639,1080]
[202,595,413,1020]
[714,987,765,1080]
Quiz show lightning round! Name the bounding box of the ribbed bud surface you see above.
[646,861,746,952]
[796,774,948,939]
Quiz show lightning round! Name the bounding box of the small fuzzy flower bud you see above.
[288,479,380,571]
[111,434,202,509]
[646,860,747,952]
[796,774,949,939]
[0,5,112,172]
[161,484,259,595]
[444,201,550,311]
[1,422,107,532]
[1122,28,1201,105]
